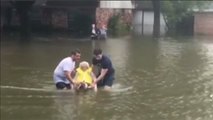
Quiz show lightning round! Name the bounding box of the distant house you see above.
[1,0,167,36]
[1,0,46,29]
[132,1,166,36]
[43,0,98,31]
[193,4,213,36]
[1,0,99,35]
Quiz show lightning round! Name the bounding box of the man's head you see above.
[71,49,81,62]
[93,48,103,60]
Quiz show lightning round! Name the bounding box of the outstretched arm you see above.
[73,72,79,84]
[95,68,108,83]
[65,71,75,84]
[91,72,98,92]
[91,72,96,81]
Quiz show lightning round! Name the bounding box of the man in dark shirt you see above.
[92,48,115,90]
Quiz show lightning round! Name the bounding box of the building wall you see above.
[51,10,68,29]
[41,8,52,26]
[194,12,213,35]
[96,8,113,28]
[100,1,134,9]
[1,2,97,31]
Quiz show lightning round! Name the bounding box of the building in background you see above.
[193,2,213,36]
[4,0,213,36]
[1,0,99,36]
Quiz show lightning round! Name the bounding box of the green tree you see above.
[161,0,211,35]
[143,0,210,36]
[108,14,130,37]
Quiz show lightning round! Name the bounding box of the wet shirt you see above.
[53,57,75,83]
[92,55,115,77]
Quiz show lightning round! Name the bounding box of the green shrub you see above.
[108,15,130,37]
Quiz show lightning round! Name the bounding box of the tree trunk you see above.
[152,0,160,37]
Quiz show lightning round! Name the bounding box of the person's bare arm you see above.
[91,72,98,92]
[65,71,74,84]
[73,72,79,84]
[91,64,95,73]
[91,72,96,81]
[95,68,108,83]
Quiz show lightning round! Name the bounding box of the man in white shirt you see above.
[53,49,81,90]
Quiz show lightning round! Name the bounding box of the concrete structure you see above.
[100,1,134,9]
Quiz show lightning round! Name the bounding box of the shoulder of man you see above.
[102,55,111,61]
[63,57,75,65]
[60,57,69,63]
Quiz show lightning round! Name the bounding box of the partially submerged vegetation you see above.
[108,14,131,37]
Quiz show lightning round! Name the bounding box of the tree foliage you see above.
[108,14,130,36]
[161,0,211,34]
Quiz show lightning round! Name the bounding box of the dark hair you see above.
[71,49,81,55]
[93,48,102,56]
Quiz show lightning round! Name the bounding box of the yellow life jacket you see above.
[76,67,93,85]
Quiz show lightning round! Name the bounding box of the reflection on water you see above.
[1,35,213,120]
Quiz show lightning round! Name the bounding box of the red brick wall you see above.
[96,8,132,29]
[96,8,114,28]
[194,12,213,35]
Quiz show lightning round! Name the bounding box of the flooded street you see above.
[1,34,213,120]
